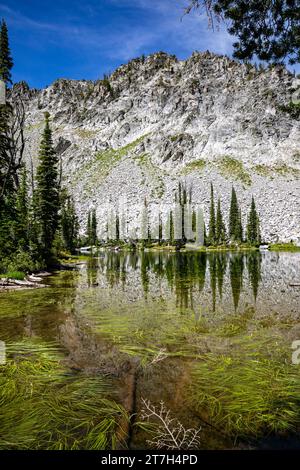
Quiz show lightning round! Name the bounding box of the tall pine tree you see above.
[34,113,60,263]
[229,187,242,242]
[208,182,216,245]
[0,19,13,85]
[0,19,15,258]
[247,196,260,245]
[15,167,29,249]
[237,208,243,242]
[216,197,226,244]
[91,209,97,246]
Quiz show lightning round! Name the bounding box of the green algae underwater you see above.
[1,251,300,450]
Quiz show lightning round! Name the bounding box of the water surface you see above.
[1,251,300,449]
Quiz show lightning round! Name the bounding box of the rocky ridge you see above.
[12,51,300,242]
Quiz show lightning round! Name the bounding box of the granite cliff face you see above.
[12,51,300,242]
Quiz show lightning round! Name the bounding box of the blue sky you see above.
[1,0,298,89]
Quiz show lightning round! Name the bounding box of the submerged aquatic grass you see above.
[189,338,300,439]
[75,295,205,364]
[0,339,129,449]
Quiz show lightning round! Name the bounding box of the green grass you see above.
[217,156,252,186]
[253,164,273,177]
[269,242,300,252]
[74,295,203,364]
[272,163,300,177]
[0,271,26,280]
[189,341,300,438]
[76,134,150,194]
[0,339,128,449]
[253,163,299,178]
[181,159,206,175]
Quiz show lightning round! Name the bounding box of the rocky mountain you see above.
[12,51,300,242]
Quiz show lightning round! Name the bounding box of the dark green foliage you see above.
[0,19,13,84]
[60,190,79,253]
[204,220,207,246]
[15,167,29,250]
[229,187,243,242]
[230,253,244,310]
[216,197,226,244]
[0,97,17,258]
[175,181,189,243]
[192,209,196,233]
[0,104,13,198]
[87,211,91,244]
[91,209,97,245]
[87,209,97,246]
[169,210,174,242]
[33,114,60,263]
[208,183,216,245]
[186,1,300,64]
[102,74,114,97]
[208,254,217,311]
[278,101,300,119]
[237,209,243,242]
[246,196,260,246]
[0,22,79,271]
[116,214,120,241]
[247,252,262,300]
[158,212,162,243]
[216,253,227,298]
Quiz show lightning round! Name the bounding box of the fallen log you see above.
[0,278,46,289]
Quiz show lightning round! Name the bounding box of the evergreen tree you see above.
[185,1,299,65]
[91,209,97,245]
[169,210,174,243]
[247,196,260,245]
[116,214,120,241]
[208,182,216,245]
[0,105,16,257]
[60,191,79,253]
[182,184,187,242]
[0,104,13,198]
[216,197,226,244]
[236,208,243,242]
[86,211,91,245]
[0,19,13,85]
[15,167,29,249]
[34,113,60,263]
[229,186,240,241]
[158,212,162,244]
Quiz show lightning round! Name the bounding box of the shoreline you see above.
[0,271,52,292]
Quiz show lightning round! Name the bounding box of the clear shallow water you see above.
[1,251,300,449]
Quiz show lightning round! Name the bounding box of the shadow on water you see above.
[89,251,263,314]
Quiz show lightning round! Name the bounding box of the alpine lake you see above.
[1,250,300,450]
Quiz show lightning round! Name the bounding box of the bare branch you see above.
[140,398,201,450]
